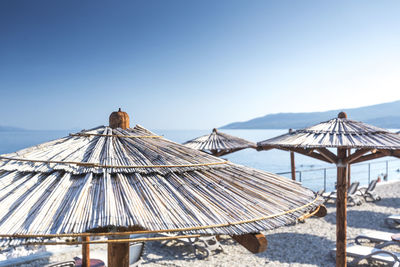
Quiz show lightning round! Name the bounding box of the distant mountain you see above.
[222,100,400,129]
[0,126,27,132]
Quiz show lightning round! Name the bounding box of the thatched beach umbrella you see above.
[257,112,400,267]
[183,128,256,156]
[0,110,323,266]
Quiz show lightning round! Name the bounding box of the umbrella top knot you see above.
[338,112,347,119]
[212,128,218,133]
[109,108,130,129]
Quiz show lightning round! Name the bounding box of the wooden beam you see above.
[374,150,400,160]
[376,149,392,156]
[214,147,247,157]
[290,151,296,181]
[231,233,268,254]
[344,149,371,164]
[391,150,400,159]
[336,148,348,267]
[108,238,129,267]
[315,148,338,164]
[82,236,90,267]
[212,150,225,157]
[256,144,276,151]
[350,151,387,164]
[282,147,332,164]
[210,149,219,156]
[258,146,334,163]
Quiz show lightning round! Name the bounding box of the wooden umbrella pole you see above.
[336,148,348,267]
[347,149,351,186]
[108,234,130,267]
[290,151,296,181]
[289,129,296,181]
[347,164,351,187]
[82,236,90,267]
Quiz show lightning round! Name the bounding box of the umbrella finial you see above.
[338,112,347,119]
[109,108,130,129]
[212,128,218,133]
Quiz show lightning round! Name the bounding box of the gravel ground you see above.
[3,180,400,266]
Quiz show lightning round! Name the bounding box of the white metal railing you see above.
[277,159,400,192]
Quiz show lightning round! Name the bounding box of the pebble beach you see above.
[2,180,399,267]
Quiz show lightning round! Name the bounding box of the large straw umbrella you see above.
[0,110,323,267]
[257,112,400,267]
[183,128,256,156]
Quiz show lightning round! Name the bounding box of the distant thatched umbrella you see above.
[183,128,256,156]
[257,112,400,267]
[0,110,323,266]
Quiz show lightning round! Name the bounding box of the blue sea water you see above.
[1,129,400,192]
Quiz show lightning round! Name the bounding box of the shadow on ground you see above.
[323,209,392,230]
[371,197,400,209]
[142,238,224,264]
[255,232,335,266]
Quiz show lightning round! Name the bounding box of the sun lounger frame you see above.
[332,244,400,266]
[355,230,394,245]
[385,215,400,229]
[323,182,362,206]
[357,179,381,202]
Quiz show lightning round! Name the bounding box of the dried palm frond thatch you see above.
[0,124,321,241]
[258,116,400,150]
[183,128,256,156]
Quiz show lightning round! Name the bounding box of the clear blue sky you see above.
[1,1,399,130]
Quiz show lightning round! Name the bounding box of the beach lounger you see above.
[355,230,394,245]
[385,215,400,229]
[357,179,381,202]
[332,244,400,266]
[323,182,362,206]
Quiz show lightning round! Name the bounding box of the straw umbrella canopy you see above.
[183,128,257,156]
[0,110,323,266]
[257,112,400,267]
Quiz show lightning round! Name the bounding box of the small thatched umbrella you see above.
[257,112,400,267]
[0,110,323,267]
[183,128,256,156]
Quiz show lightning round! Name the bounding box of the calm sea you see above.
[1,129,400,192]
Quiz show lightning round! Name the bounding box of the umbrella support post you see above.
[82,236,90,267]
[347,164,351,187]
[288,129,296,181]
[231,233,267,253]
[336,148,348,267]
[290,151,296,181]
[108,235,130,267]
